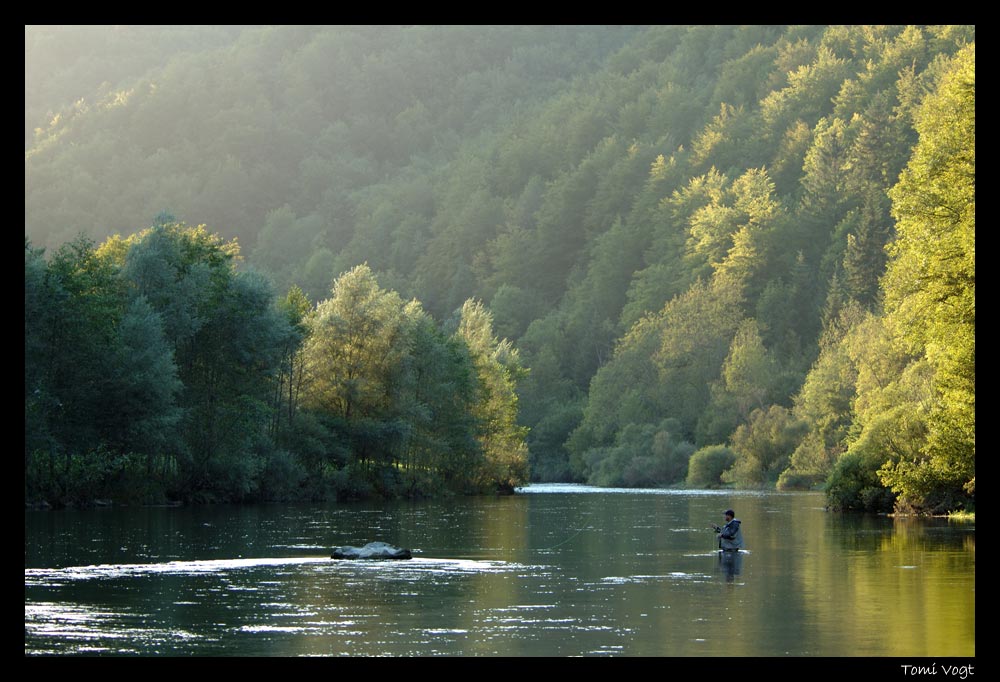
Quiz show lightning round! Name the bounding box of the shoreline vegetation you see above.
[26,230,528,508]
[25,26,973,516]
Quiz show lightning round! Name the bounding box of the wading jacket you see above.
[717,519,744,551]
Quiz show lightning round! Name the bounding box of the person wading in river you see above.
[712,509,744,552]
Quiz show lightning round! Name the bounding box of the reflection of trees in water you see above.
[815,513,976,656]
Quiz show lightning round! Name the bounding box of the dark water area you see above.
[25,485,974,657]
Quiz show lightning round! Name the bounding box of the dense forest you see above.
[25,224,527,503]
[25,25,974,513]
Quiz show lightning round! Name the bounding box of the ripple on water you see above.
[25,556,331,584]
[25,602,202,655]
[595,572,712,585]
[25,555,542,587]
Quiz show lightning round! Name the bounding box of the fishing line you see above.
[537,525,589,550]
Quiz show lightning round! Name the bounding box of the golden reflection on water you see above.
[25,490,975,656]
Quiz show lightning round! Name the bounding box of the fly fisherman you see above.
[712,509,744,551]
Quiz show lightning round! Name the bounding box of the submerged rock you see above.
[331,541,412,560]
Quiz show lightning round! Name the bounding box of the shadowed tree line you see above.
[25,224,527,505]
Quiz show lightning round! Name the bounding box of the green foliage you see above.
[525,398,584,482]
[698,318,782,444]
[25,27,975,510]
[25,226,534,503]
[25,447,167,507]
[455,299,530,492]
[25,234,186,503]
[489,284,546,342]
[26,225,284,503]
[580,419,694,488]
[303,264,410,422]
[256,448,307,502]
[725,406,809,487]
[25,235,184,504]
[302,266,471,495]
[777,431,829,490]
[878,44,975,512]
[826,449,897,513]
[686,445,738,489]
[107,295,183,456]
[292,267,529,497]
[569,276,742,484]
[397,309,482,493]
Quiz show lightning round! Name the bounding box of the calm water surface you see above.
[24,485,975,656]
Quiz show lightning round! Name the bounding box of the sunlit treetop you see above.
[96,222,242,269]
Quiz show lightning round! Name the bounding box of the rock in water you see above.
[331,541,413,560]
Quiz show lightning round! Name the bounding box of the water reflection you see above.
[717,550,744,583]
[25,489,975,656]
[25,555,533,587]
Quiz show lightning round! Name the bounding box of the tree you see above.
[578,418,694,488]
[686,445,737,488]
[569,276,743,475]
[25,240,56,468]
[302,264,412,482]
[35,237,125,469]
[488,283,546,343]
[725,405,808,487]
[879,44,975,511]
[779,301,865,489]
[303,264,408,421]
[697,317,785,445]
[721,319,778,416]
[114,223,289,501]
[835,311,930,513]
[272,285,312,439]
[455,299,529,492]
[25,234,183,504]
[104,295,182,461]
[397,309,480,492]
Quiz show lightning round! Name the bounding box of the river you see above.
[24,484,975,657]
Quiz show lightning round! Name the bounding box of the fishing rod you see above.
[707,521,722,550]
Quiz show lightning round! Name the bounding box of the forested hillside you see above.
[25,25,974,512]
